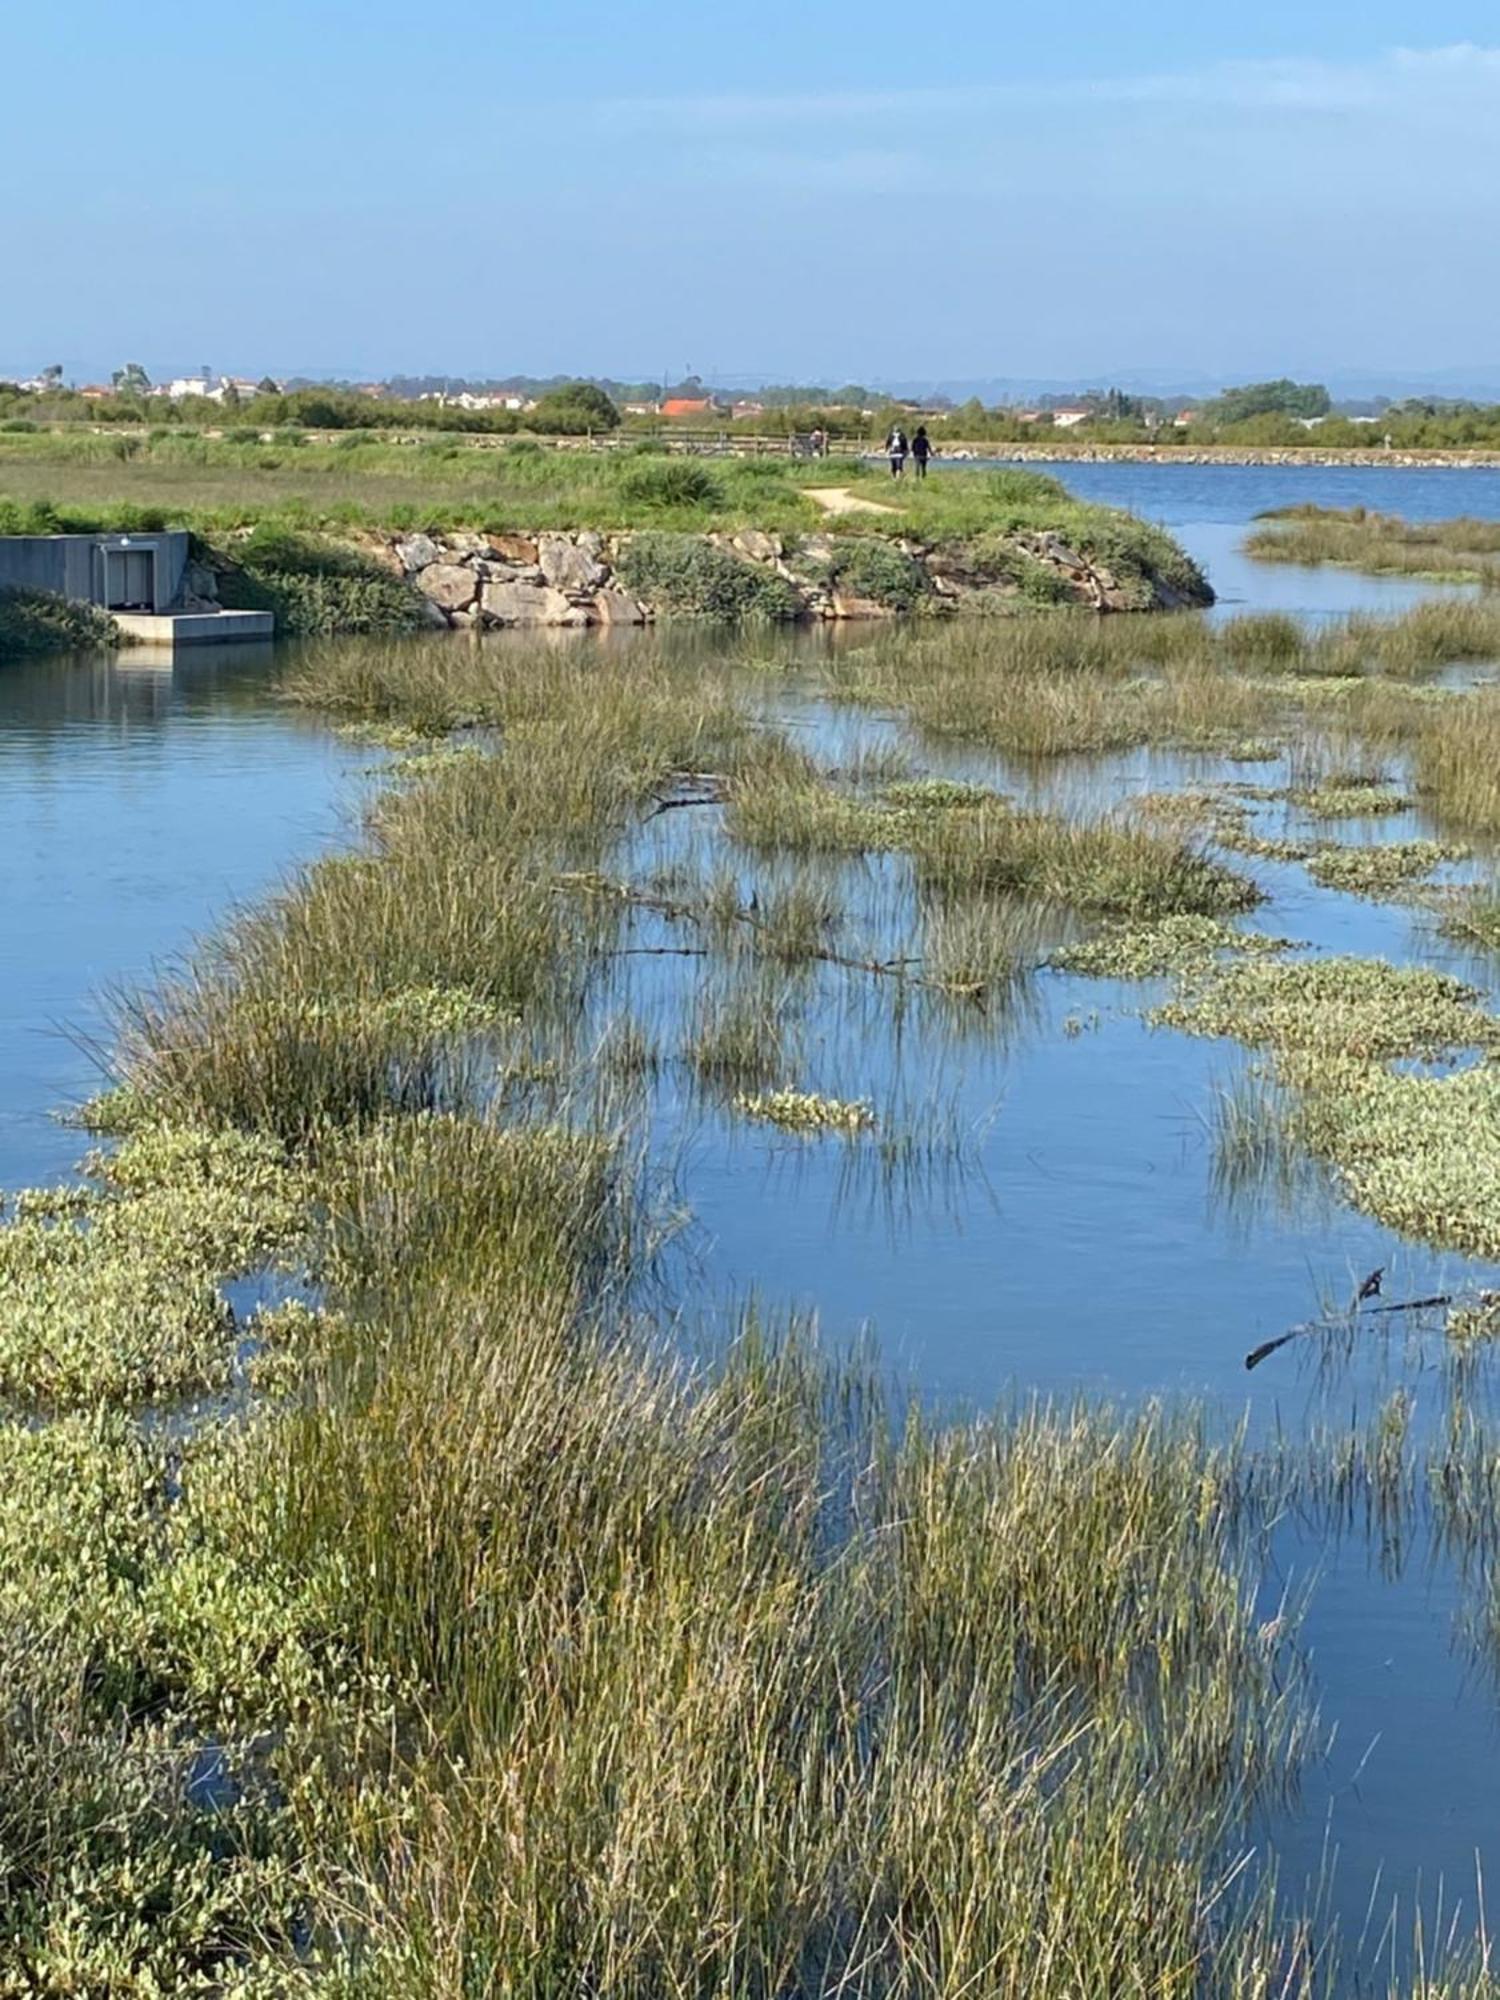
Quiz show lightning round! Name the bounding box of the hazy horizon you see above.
[10,5,1500,387]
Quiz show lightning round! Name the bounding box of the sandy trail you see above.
[804,486,901,518]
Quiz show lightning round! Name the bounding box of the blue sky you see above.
[6,3,1498,387]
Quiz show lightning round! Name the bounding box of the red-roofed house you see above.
[660,397,720,418]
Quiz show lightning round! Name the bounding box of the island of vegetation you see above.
[0,448,1211,653]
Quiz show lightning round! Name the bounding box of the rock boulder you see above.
[481,581,591,627]
[417,563,479,612]
[538,532,606,594]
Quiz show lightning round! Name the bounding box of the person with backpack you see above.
[885,423,908,477]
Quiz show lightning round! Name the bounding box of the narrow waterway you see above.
[6,462,1500,1975]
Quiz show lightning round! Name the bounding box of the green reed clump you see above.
[1411,687,1500,835]
[1440,888,1500,956]
[729,752,1258,920]
[914,803,1259,918]
[684,992,790,1095]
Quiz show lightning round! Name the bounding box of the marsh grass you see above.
[1248,506,1500,585]
[24,608,1500,1986]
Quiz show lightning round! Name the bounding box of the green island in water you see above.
[6,438,1500,1995]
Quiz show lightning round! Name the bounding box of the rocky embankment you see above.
[351,526,1206,629]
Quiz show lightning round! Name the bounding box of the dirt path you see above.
[804,486,902,518]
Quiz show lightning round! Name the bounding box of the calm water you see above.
[7,462,1500,1969]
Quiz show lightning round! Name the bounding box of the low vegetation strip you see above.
[1246,504,1500,584]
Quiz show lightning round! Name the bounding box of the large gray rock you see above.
[487,533,538,564]
[538,532,606,593]
[417,596,452,629]
[481,581,591,627]
[593,589,648,625]
[417,563,479,611]
[394,533,442,573]
[732,529,781,562]
[829,591,894,620]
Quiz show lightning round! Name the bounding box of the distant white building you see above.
[1050,408,1092,429]
[420,390,531,412]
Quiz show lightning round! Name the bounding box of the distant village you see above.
[1,366,1441,444]
[5,366,1221,430]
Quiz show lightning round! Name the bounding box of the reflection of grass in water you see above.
[684,990,790,1096]
[1208,1067,1333,1224]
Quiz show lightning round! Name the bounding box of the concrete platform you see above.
[114,609,274,647]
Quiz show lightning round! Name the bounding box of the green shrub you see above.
[616,533,801,619]
[826,536,930,610]
[1073,513,1210,602]
[616,459,725,511]
[0,586,120,661]
[985,468,1071,508]
[207,528,424,637]
[0,497,63,534]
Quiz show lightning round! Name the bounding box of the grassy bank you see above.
[0,437,1206,593]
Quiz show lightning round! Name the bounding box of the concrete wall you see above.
[0,533,189,610]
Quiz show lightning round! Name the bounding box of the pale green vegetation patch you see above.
[1290,776,1412,819]
[733,1088,876,1134]
[1049,915,1298,981]
[1156,955,1500,1061]
[0,1125,306,1403]
[1304,839,1468,898]
[1289,1055,1500,1261]
[1448,1291,1500,1343]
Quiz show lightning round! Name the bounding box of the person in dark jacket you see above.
[885,425,908,477]
[911,424,932,478]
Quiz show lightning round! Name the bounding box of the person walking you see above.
[911,424,932,479]
[885,423,908,477]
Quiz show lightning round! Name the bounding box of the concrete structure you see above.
[0,531,190,611]
[0,532,272,647]
[113,609,272,645]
